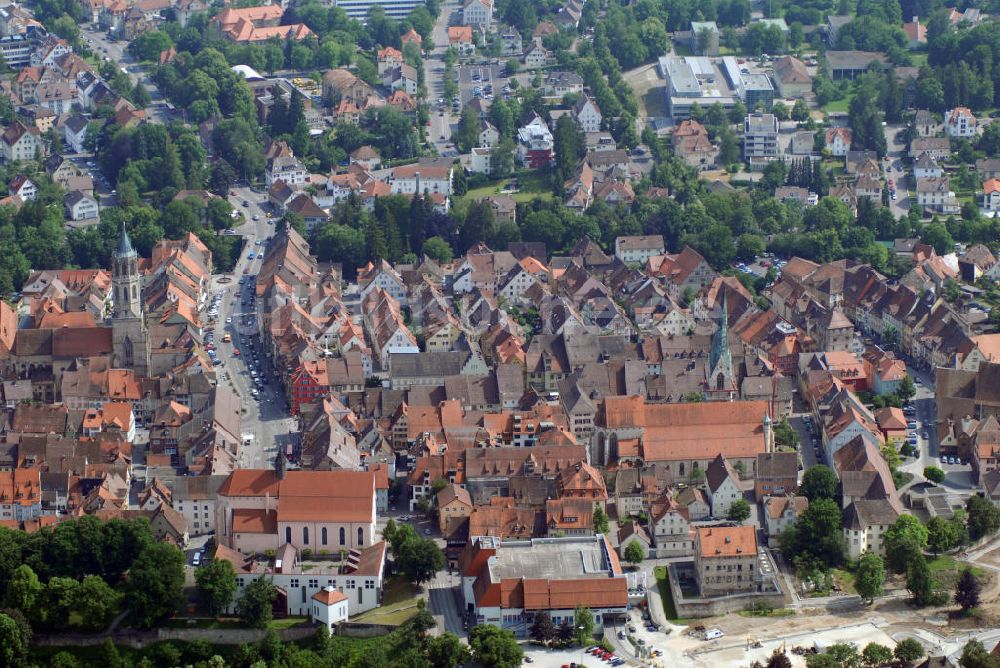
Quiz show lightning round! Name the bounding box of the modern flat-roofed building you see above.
[660,55,774,119]
[332,0,428,20]
[460,535,628,635]
[743,112,778,166]
[660,55,738,119]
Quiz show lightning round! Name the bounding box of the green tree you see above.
[781,498,846,568]
[425,632,471,668]
[529,610,556,642]
[42,577,79,629]
[573,606,594,646]
[855,553,886,604]
[728,498,752,523]
[958,639,997,668]
[0,612,27,668]
[470,624,523,668]
[3,564,41,614]
[396,536,445,585]
[954,568,981,612]
[623,541,645,565]
[73,575,118,632]
[966,495,1000,541]
[97,638,122,668]
[196,559,238,617]
[553,115,585,182]
[593,506,609,534]
[236,577,277,628]
[800,465,838,501]
[906,553,934,605]
[896,375,916,404]
[791,99,810,122]
[126,542,185,628]
[885,515,929,574]
[894,638,925,665]
[861,643,893,668]
[454,105,480,153]
[421,236,453,264]
[921,223,954,256]
[926,515,959,554]
[924,466,945,484]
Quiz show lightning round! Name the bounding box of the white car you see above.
[225,317,232,324]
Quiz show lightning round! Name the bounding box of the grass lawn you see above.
[350,576,421,626]
[833,568,857,595]
[461,171,554,204]
[653,566,698,624]
[823,92,855,115]
[928,555,984,582]
[738,607,796,618]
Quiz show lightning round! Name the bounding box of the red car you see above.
[233,349,240,356]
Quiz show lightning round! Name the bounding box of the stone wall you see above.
[33,624,318,649]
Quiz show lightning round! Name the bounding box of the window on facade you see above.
[303,527,309,545]
[340,527,346,545]
[290,579,299,588]
[285,527,292,543]
[308,579,318,588]
[358,527,364,545]
[322,527,328,545]
[365,580,374,589]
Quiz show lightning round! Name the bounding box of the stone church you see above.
[111,225,151,378]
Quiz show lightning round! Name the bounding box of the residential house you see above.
[705,454,743,518]
[754,451,798,499]
[63,115,89,153]
[516,114,554,168]
[437,483,473,532]
[648,494,692,557]
[983,179,1000,212]
[524,43,550,68]
[762,495,808,538]
[913,110,943,137]
[65,191,98,221]
[448,26,474,55]
[572,95,602,133]
[945,107,977,138]
[825,127,852,157]
[914,152,942,179]
[1,121,42,162]
[615,235,665,265]
[462,0,493,29]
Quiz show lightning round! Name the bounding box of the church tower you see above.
[111,224,151,377]
[707,291,736,397]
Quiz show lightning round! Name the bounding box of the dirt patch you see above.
[623,63,665,119]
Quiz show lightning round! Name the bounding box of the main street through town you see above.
[208,187,299,470]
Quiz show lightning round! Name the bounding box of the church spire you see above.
[709,290,735,394]
[116,222,136,258]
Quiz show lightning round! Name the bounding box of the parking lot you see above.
[456,63,506,106]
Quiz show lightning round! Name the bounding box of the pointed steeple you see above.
[116,222,136,258]
[709,290,734,393]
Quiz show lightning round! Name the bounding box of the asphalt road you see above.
[423,0,458,155]
[208,186,298,470]
[883,122,911,219]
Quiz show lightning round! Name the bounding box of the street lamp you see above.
[578,624,586,666]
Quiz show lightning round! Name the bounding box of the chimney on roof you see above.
[725,536,731,543]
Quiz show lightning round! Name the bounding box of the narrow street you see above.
[423,0,458,154]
